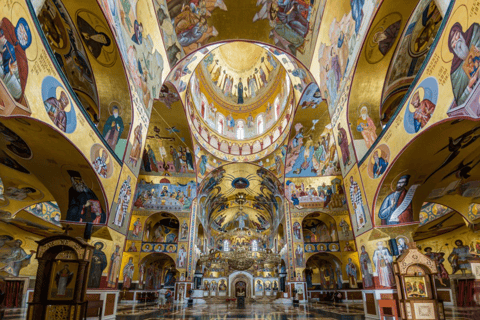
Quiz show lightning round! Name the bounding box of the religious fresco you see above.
[197,44,284,108]
[344,166,372,235]
[414,210,467,241]
[3,0,480,306]
[346,0,434,161]
[90,143,114,179]
[419,202,453,226]
[415,215,480,279]
[41,75,77,133]
[369,119,480,229]
[381,0,442,125]
[23,201,61,225]
[164,0,227,55]
[197,163,283,234]
[140,96,196,177]
[253,0,326,66]
[0,233,35,277]
[133,176,196,212]
[302,215,339,243]
[0,11,34,106]
[153,0,183,67]
[313,0,378,114]
[403,77,438,134]
[285,83,341,177]
[333,108,355,175]
[364,12,403,65]
[185,43,296,162]
[365,144,389,179]
[285,177,346,209]
[38,0,100,123]
[99,0,167,112]
[107,169,135,234]
[142,212,179,242]
[37,0,134,160]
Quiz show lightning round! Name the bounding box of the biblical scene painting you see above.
[134,177,196,211]
[0,235,33,277]
[405,276,428,298]
[141,93,195,177]
[286,177,346,209]
[317,0,377,111]
[285,120,341,178]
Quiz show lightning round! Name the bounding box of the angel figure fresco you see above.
[253,0,311,55]
[0,238,33,276]
[424,247,449,286]
[171,0,227,54]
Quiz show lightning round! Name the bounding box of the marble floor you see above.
[115,302,480,320]
[3,302,480,320]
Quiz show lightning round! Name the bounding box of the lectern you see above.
[393,242,445,320]
[27,235,93,320]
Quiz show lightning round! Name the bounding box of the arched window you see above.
[217,114,224,135]
[237,121,245,139]
[224,240,230,252]
[274,97,280,121]
[252,240,258,252]
[257,115,264,134]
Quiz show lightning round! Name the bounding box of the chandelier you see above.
[199,227,281,271]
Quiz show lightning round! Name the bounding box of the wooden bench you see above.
[85,300,103,320]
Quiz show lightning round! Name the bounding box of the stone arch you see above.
[229,271,254,298]
[143,212,180,243]
[139,252,177,289]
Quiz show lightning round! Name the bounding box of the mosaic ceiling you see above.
[198,163,284,234]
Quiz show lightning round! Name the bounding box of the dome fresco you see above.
[188,42,292,142]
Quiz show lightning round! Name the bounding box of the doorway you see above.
[5,280,24,308]
[456,279,476,307]
[235,281,246,297]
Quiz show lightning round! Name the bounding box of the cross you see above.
[62,224,73,235]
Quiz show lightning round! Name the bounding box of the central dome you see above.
[187,42,293,152]
[216,42,265,73]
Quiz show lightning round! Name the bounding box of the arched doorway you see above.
[230,272,253,298]
[235,281,247,297]
[138,253,177,290]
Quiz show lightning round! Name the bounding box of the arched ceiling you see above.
[198,163,284,235]
[0,118,108,224]
[159,0,327,66]
[373,119,480,227]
